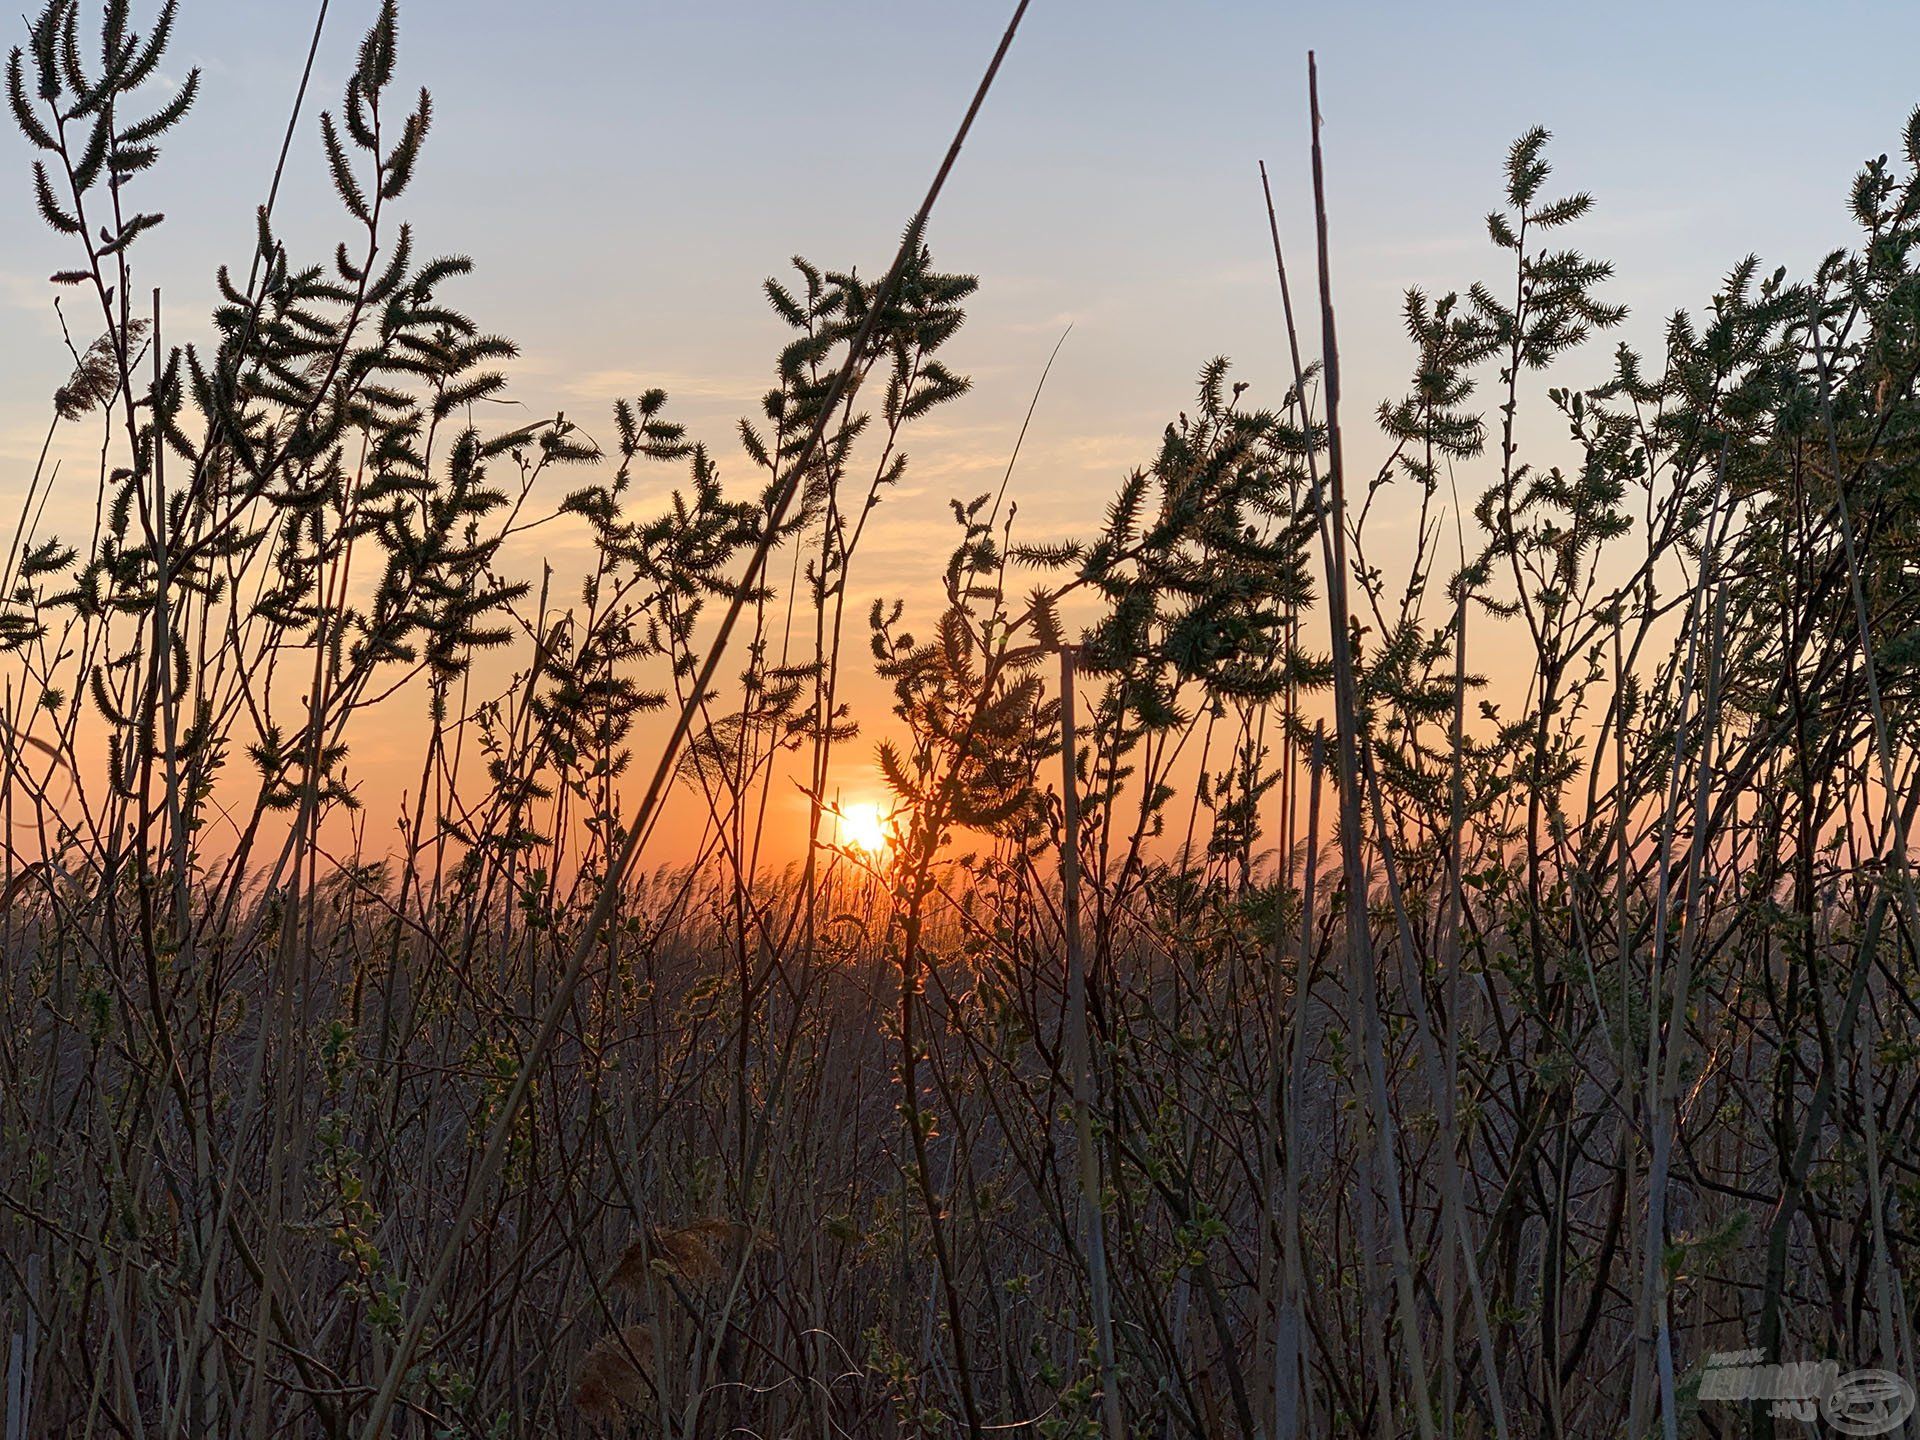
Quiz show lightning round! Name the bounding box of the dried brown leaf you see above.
[572,1325,655,1420]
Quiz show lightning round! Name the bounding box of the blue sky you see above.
[8,1,1920,585]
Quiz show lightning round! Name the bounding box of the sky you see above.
[4,0,1920,858]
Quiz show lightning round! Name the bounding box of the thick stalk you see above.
[1059,645,1125,1440]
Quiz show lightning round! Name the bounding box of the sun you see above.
[838,801,892,857]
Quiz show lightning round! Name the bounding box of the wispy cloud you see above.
[514,357,762,407]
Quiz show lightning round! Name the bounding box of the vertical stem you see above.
[1061,645,1125,1440]
[1440,586,1466,1440]
[1642,482,1727,1440]
[1620,623,1654,1440]
[1272,731,1324,1440]
[1304,53,1438,1440]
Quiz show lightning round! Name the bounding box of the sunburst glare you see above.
[837,801,892,858]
